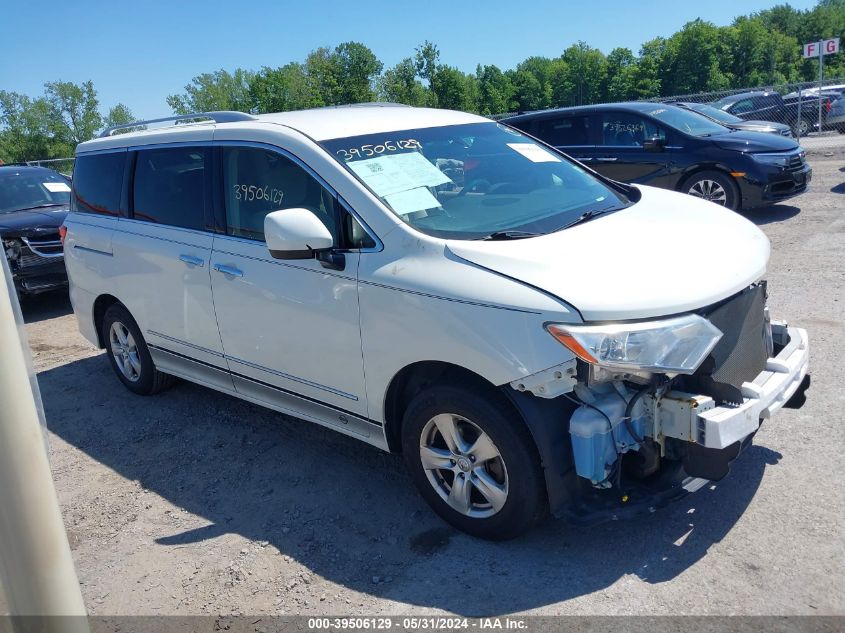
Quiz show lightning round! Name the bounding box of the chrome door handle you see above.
[213,263,243,277]
[577,157,594,162]
[595,157,618,162]
[179,254,204,267]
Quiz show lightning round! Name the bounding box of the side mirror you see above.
[264,208,333,260]
[643,137,666,152]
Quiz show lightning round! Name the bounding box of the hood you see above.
[729,120,791,134]
[446,186,770,321]
[0,205,69,237]
[712,129,798,153]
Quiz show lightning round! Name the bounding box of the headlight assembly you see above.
[547,314,723,375]
[751,153,792,167]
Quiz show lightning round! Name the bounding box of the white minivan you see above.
[64,106,810,539]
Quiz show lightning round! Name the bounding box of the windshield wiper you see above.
[550,208,614,233]
[480,230,542,241]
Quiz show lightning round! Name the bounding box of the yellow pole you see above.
[0,256,88,632]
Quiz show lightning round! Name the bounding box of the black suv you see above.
[503,102,811,211]
[0,165,70,296]
[711,90,829,137]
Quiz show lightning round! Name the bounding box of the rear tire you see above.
[401,383,547,540]
[681,170,740,211]
[101,304,175,395]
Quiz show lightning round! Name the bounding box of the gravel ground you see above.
[3,156,844,617]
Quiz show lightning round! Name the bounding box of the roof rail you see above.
[99,111,256,138]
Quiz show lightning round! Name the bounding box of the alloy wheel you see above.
[109,321,142,382]
[419,413,509,518]
[688,179,728,205]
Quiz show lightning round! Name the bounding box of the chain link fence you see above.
[18,157,76,177]
[649,77,845,139]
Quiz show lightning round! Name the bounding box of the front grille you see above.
[786,153,804,171]
[22,234,63,257]
[683,284,769,404]
[19,251,59,268]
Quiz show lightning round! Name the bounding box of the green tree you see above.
[604,47,638,101]
[44,80,102,145]
[332,42,383,103]
[0,91,64,162]
[166,69,255,114]
[561,42,607,105]
[377,58,428,106]
[476,64,513,115]
[104,103,135,129]
[249,63,320,112]
[507,69,546,112]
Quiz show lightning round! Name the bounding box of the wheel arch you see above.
[383,361,499,453]
[676,164,742,209]
[92,294,123,348]
[383,360,579,516]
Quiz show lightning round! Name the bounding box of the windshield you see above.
[0,169,71,214]
[321,122,629,240]
[643,105,731,137]
[683,102,743,124]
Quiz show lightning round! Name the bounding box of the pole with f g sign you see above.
[803,37,841,134]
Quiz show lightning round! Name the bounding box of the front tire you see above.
[101,304,175,395]
[401,383,547,540]
[682,170,740,210]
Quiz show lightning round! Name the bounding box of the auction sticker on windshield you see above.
[348,152,452,197]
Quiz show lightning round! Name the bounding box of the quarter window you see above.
[72,152,126,216]
[132,147,207,230]
[536,115,591,146]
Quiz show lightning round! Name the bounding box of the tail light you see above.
[59,225,67,244]
[825,99,833,113]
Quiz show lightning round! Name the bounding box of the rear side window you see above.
[730,99,754,114]
[536,116,591,146]
[132,147,207,230]
[72,152,126,216]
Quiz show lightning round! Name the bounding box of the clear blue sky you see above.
[1,0,819,120]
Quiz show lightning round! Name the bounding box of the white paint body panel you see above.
[209,235,368,416]
[447,185,771,321]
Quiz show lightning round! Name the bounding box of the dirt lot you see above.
[4,154,845,617]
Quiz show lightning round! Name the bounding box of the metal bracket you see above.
[509,360,578,399]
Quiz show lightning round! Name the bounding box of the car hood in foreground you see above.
[446,186,770,321]
[0,205,69,237]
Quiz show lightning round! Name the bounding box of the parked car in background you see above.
[503,102,811,211]
[0,165,70,297]
[63,106,810,539]
[711,90,830,137]
[825,93,845,132]
[668,101,793,137]
[784,84,845,99]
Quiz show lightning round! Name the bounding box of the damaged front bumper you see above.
[655,323,809,451]
[555,323,810,524]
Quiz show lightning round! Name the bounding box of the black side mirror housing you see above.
[643,137,666,152]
